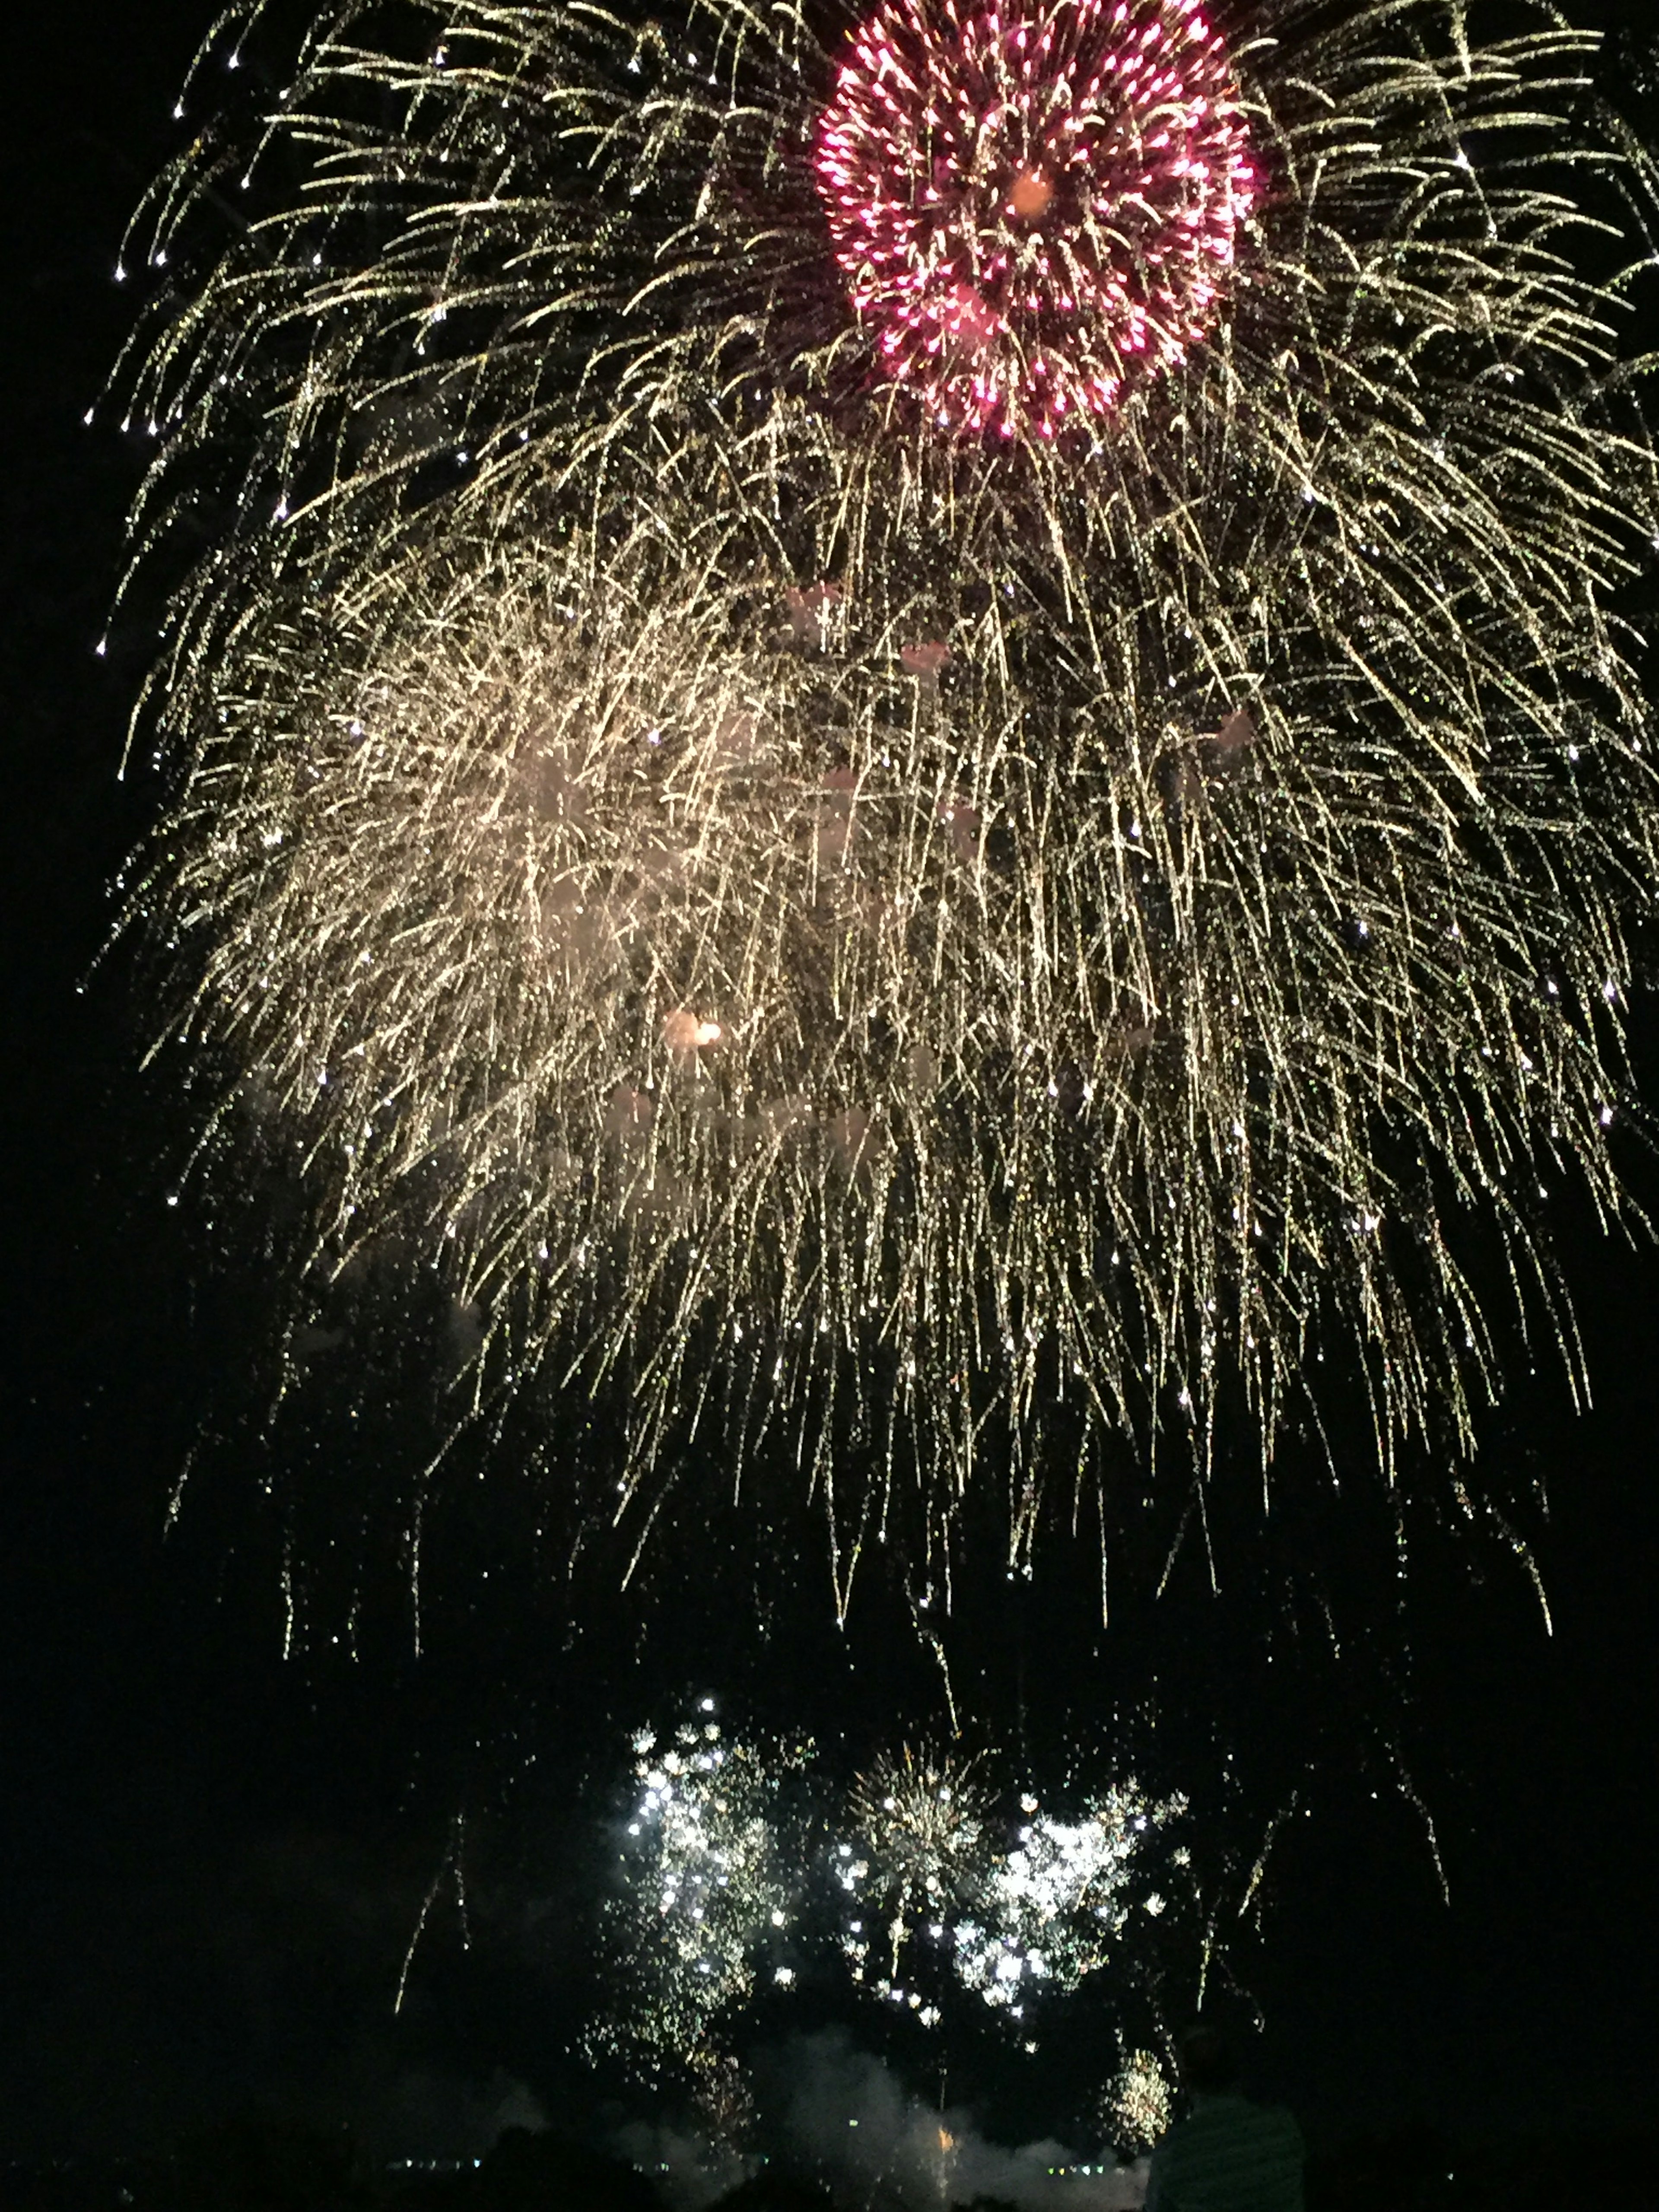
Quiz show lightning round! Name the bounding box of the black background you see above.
[3,0,1657,2174]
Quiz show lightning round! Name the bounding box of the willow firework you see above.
[115,0,1659,1595]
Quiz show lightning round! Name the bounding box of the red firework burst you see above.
[814,0,1258,442]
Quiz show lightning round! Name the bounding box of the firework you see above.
[834,1751,1186,2024]
[1103,2048,1176,2154]
[597,1718,1197,2073]
[591,1706,808,2080]
[849,1747,991,1910]
[115,0,1659,1591]
[950,1786,1188,2017]
[815,0,1259,440]
[839,1746,992,1999]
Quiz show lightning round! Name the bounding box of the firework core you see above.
[814,0,1258,440]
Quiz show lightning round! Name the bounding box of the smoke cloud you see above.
[623,2032,1147,2212]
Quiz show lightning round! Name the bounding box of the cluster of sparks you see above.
[1102,2047,1176,2153]
[837,1748,992,2010]
[597,1717,1190,2079]
[114,0,1659,1596]
[592,1708,806,2078]
[815,0,1258,439]
[834,1747,1186,2028]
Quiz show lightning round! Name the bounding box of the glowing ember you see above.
[814,0,1258,441]
[663,1007,724,1053]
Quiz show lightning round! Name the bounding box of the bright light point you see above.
[664,1008,723,1052]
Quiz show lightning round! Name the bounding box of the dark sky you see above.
[3,0,1658,2174]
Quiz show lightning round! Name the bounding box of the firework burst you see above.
[842,1746,992,1984]
[1103,2047,1176,2154]
[835,1751,1187,2024]
[815,0,1259,440]
[596,1717,1196,2073]
[592,1707,809,2079]
[114,0,1659,1597]
[950,1783,1188,2017]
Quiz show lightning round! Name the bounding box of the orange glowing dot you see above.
[1010,169,1053,219]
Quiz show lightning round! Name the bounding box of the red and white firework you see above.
[814,0,1259,442]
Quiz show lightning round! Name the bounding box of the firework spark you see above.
[114,0,1659,1597]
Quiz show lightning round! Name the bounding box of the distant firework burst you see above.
[843,1747,991,1979]
[114,1,1659,1598]
[591,1709,808,2081]
[950,1783,1188,2016]
[834,1748,1189,2024]
[815,0,1258,440]
[594,1713,1198,2079]
[1103,2047,1176,2153]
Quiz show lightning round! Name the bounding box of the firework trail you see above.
[114,0,1659,1595]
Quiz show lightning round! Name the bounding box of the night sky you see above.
[4,0,1659,2176]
